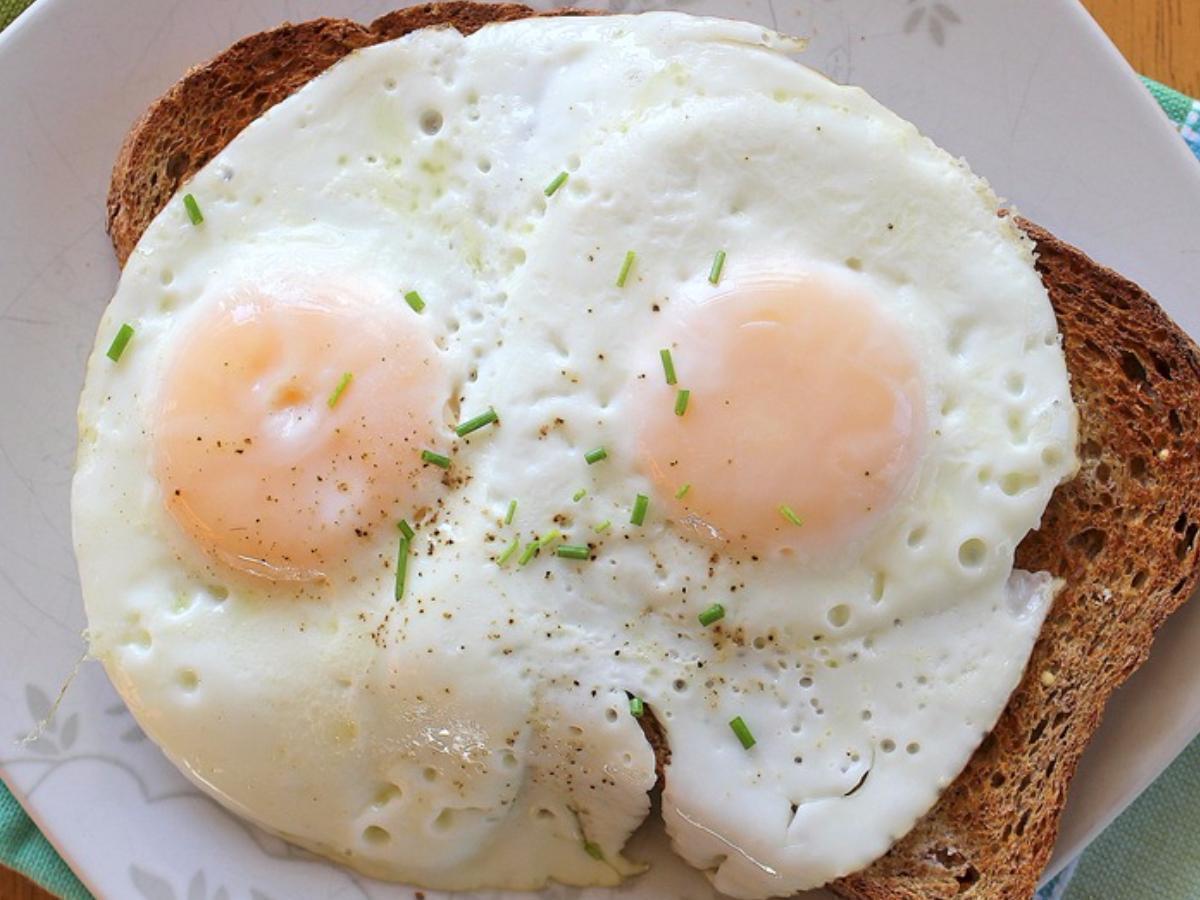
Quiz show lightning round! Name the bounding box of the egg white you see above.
[74,13,1077,898]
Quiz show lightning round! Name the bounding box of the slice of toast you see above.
[105,2,593,265]
[104,5,1200,897]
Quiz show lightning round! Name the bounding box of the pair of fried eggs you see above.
[73,13,1077,899]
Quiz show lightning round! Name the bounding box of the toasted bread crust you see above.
[106,3,596,265]
[106,6,1200,897]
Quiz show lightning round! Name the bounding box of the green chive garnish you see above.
[675,483,691,499]
[183,193,204,226]
[394,533,410,600]
[518,530,560,566]
[455,408,498,437]
[326,372,353,408]
[729,716,756,749]
[544,171,569,196]
[674,389,690,417]
[421,449,451,468]
[708,249,726,285]
[584,841,604,861]
[630,493,649,526]
[593,519,612,533]
[779,505,804,527]
[404,290,426,313]
[616,251,636,288]
[505,499,517,525]
[573,488,587,502]
[497,536,520,566]
[556,544,590,560]
[584,447,608,465]
[660,348,677,386]
[398,519,415,541]
[105,323,135,362]
[698,603,725,627]
[629,696,645,718]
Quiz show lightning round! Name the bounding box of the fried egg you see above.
[73,13,1077,899]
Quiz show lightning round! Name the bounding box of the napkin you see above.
[0,0,29,30]
[1143,77,1200,161]
[0,782,88,899]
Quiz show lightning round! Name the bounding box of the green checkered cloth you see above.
[2,1,1200,896]
[0,782,88,899]
[0,0,28,29]
[1143,76,1200,161]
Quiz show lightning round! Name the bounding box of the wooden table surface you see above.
[1083,0,1200,97]
[2,1,1195,898]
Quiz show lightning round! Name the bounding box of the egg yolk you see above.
[637,274,924,557]
[154,286,444,581]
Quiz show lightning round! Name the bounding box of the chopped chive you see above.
[183,193,204,226]
[455,407,498,437]
[698,603,725,627]
[497,535,520,566]
[518,530,559,567]
[556,544,590,560]
[105,323,135,362]
[616,250,636,288]
[584,447,608,465]
[630,493,649,526]
[674,389,690,417]
[593,519,612,533]
[544,171,569,196]
[629,696,645,718]
[397,519,415,541]
[779,504,804,527]
[584,841,604,861]
[708,249,726,285]
[394,534,410,601]
[505,499,517,525]
[729,716,756,749]
[326,371,353,408]
[420,449,451,468]
[660,348,677,385]
[675,483,691,500]
[404,290,426,313]
[573,488,587,502]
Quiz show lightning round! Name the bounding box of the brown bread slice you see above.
[105,2,595,265]
[104,6,1200,897]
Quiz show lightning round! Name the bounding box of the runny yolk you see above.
[154,286,444,581]
[636,274,925,558]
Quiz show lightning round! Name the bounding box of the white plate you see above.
[2,0,1199,897]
